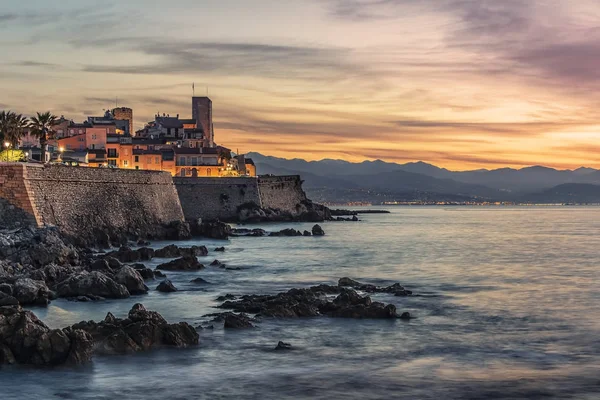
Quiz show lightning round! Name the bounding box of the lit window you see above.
[155,157,159,164]
[123,160,129,167]
[134,156,139,163]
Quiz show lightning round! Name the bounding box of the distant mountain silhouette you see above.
[522,184,600,204]
[248,152,600,203]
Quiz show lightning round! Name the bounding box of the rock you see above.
[269,229,303,237]
[217,284,401,320]
[303,231,312,236]
[193,221,232,240]
[190,277,210,284]
[155,245,208,258]
[135,267,156,281]
[156,256,204,271]
[399,312,412,320]
[55,271,130,299]
[164,220,191,241]
[210,260,223,267]
[104,256,122,270]
[230,228,267,237]
[12,278,51,306]
[114,267,148,295]
[106,247,142,263]
[137,247,155,261]
[275,341,292,351]
[214,247,225,252]
[223,313,255,329]
[216,294,236,301]
[0,283,13,296]
[154,245,181,258]
[312,224,325,236]
[156,280,178,293]
[0,292,19,306]
[154,270,167,279]
[338,277,412,296]
[71,304,198,355]
[89,259,112,272]
[352,215,359,222]
[137,239,151,246]
[0,306,93,365]
[338,277,363,288]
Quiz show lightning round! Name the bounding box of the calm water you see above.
[3,206,600,399]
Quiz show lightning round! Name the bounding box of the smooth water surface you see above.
[3,206,600,399]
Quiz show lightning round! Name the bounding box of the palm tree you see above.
[6,113,28,148]
[0,111,11,144]
[29,112,57,163]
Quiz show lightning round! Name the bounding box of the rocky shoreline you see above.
[0,223,413,367]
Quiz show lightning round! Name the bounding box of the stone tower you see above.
[112,107,134,136]
[192,97,214,147]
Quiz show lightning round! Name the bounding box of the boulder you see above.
[154,245,181,258]
[0,292,19,306]
[214,247,225,252]
[157,280,178,293]
[193,221,231,240]
[134,267,156,281]
[12,278,51,306]
[55,271,130,299]
[156,256,204,271]
[190,277,210,284]
[104,256,122,270]
[114,267,148,295]
[71,304,198,355]
[164,221,191,241]
[105,247,142,263]
[275,341,292,351]
[269,229,303,237]
[0,306,93,366]
[89,259,112,272]
[312,224,325,236]
[154,270,167,279]
[210,260,223,267]
[155,245,208,258]
[223,313,255,329]
[137,247,155,261]
[303,231,312,236]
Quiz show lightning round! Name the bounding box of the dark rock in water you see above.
[156,256,204,271]
[352,215,359,222]
[338,277,412,296]
[0,306,93,366]
[303,231,312,236]
[312,224,325,236]
[164,221,191,241]
[135,267,156,281]
[137,247,155,261]
[210,259,223,267]
[71,304,198,355]
[230,228,267,237]
[137,239,151,246]
[156,279,178,293]
[55,271,130,299]
[216,294,236,301]
[12,278,51,306]
[0,283,13,296]
[399,312,412,320]
[275,341,292,351]
[214,247,225,252]
[222,313,255,329]
[154,270,167,279]
[114,267,148,295]
[218,284,403,320]
[193,221,232,240]
[190,277,210,284]
[105,247,142,263]
[154,244,208,258]
[269,229,303,237]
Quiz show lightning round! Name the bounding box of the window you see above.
[167,128,171,135]
[78,129,83,134]
[90,144,95,150]
[79,145,84,151]
[57,130,63,135]
[207,168,211,176]
[134,156,139,163]
[78,137,84,142]
[91,134,97,140]
[155,157,160,164]
[123,160,129,167]
[70,129,75,134]
[135,166,139,170]
[179,156,186,166]
[108,149,117,158]
[66,144,72,150]
[191,157,198,166]
[180,169,186,177]
[108,160,117,167]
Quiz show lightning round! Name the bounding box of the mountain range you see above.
[247,152,600,204]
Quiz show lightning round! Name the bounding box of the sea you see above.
[2,206,600,399]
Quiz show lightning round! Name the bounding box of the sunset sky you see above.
[1,0,600,170]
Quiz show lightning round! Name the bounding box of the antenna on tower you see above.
[192,82,195,97]
[115,97,118,108]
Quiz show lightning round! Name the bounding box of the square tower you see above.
[192,97,214,147]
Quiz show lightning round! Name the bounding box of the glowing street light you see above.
[3,142,9,162]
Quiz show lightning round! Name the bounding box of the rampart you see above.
[0,163,185,244]
[258,175,307,211]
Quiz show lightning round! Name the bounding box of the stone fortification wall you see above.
[174,177,261,221]
[258,175,308,211]
[0,164,185,245]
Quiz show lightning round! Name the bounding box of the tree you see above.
[0,111,11,145]
[6,114,29,148]
[29,112,57,163]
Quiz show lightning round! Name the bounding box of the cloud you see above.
[0,14,17,23]
[77,37,374,83]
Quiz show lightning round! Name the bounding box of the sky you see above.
[1,0,600,170]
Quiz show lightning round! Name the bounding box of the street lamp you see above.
[59,146,65,162]
[3,142,9,162]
